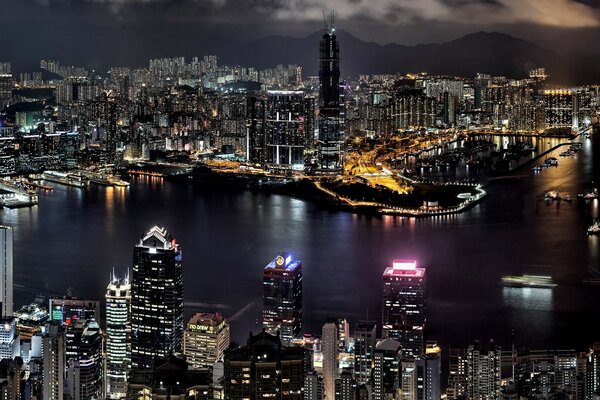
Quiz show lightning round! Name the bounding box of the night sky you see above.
[1,0,600,70]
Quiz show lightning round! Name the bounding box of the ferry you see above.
[588,221,600,235]
[578,188,598,200]
[501,275,557,288]
[42,171,89,188]
[89,174,130,188]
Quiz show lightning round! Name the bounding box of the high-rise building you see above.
[183,312,230,369]
[262,252,302,346]
[0,357,22,400]
[131,226,184,370]
[0,318,19,360]
[335,369,356,400]
[264,91,308,171]
[105,273,131,398]
[373,338,402,400]
[42,321,65,400]
[318,17,344,171]
[353,321,377,384]
[223,330,305,400]
[65,319,103,399]
[382,260,426,358]
[304,370,324,400]
[400,361,416,400]
[414,342,441,400]
[0,226,13,318]
[322,321,339,400]
[464,340,502,400]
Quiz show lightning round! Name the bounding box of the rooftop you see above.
[138,225,176,250]
[383,259,425,278]
[264,252,301,272]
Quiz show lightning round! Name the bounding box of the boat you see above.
[544,190,560,200]
[42,171,89,188]
[588,221,600,235]
[89,175,113,186]
[578,188,598,200]
[109,177,130,187]
[501,275,557,288]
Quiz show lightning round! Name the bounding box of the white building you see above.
[183,312,230,369]
[105,273,131,399]
[0,226,13,318]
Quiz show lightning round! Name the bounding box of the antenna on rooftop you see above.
[323,10,328,32]
[330,10,335,33]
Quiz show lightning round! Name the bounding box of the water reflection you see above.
[502,287,554,311]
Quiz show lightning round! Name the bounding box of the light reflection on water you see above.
[502,287,554,311]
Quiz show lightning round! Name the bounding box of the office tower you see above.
[264,91,307,171]
[466,340,502,400]
[400,361,416,400]
[0,358,22,400]
[322,321,339,400]
[65,319,103,399]
[0,226,13,318]
[247,95,267,165]
[223,330,305,400]
[0,318,19,360]
[127,354,213,398]
[305,370,324,400]
[587,344,600,399]
[447,347,468,400]
[184,312,230,369]
[48,296,100,325]
[353,321,377,384]
[131,226,184,369]
[42,321,65,400]
[337,319,350,352]
[414,342,441,400]
[262,252,302,346]
[318,15,344,171]
[335,369,356,400]
[105,273,131,398]
[373,338,402,400]
[382,260,426,358]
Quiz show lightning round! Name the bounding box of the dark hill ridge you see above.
[222,30,599,84]
[10,29,600,85]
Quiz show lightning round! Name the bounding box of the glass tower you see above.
[262,252,302,345]
[382,260,426,358]
[130,226,184,370]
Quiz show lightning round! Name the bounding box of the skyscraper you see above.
[262,252,302,345]
[318,15,344,171]
[264,90,308,171]
[42,321,65,400]
[382,260,426,358]
[131,226,184,370]
[0,226,13,318]
[353,321,377,384]
[105,272,131,398]
[415,342,441,400]
[223,330,305,400]
[373,338,402,400]
[183,312,230,369]
[322,321,339,400]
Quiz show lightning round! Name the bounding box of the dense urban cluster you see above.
[0,20,599,400]
[0,29,599,178]
[0,225,599,400]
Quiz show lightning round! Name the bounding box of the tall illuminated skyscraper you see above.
[262,252,302,345]
[0,226,13,318]
[105,272,131,398]
[131,226,184,370]
[318,14,344,171]
[382,260,426,358]
[322,321,339,400]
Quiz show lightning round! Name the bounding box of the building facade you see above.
[131,226,184,369]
